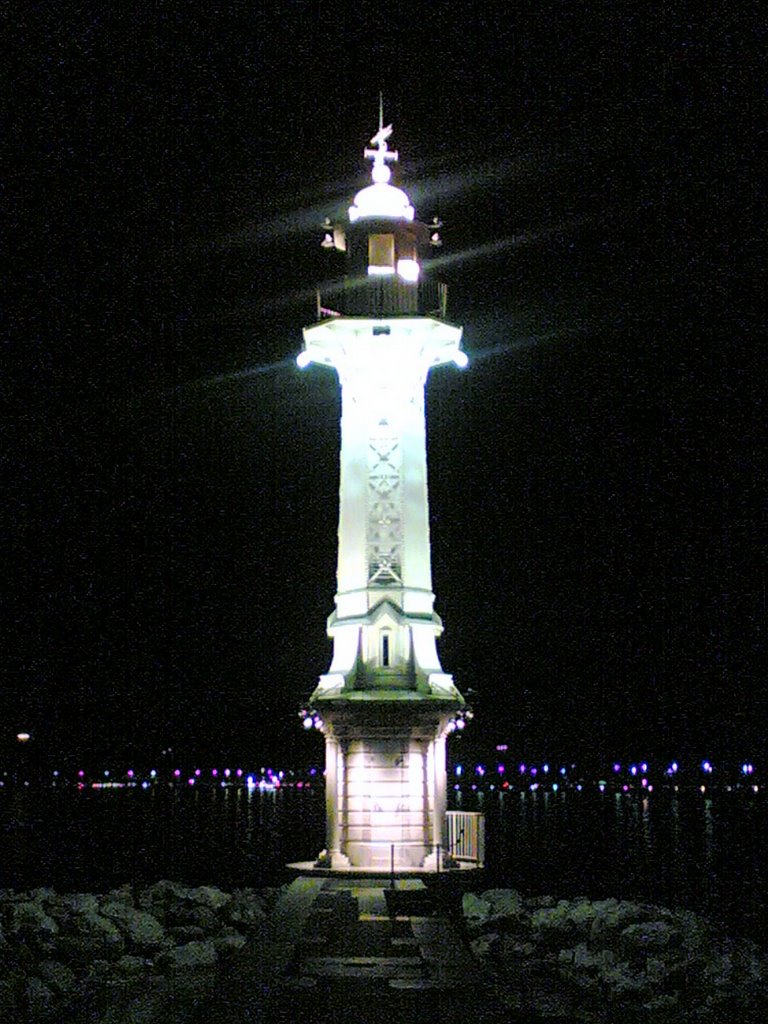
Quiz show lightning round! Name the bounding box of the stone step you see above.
[302,956,424,980]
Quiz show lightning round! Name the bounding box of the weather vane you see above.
[363,93,398,182]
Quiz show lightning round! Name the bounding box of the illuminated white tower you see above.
[297,121,467,869]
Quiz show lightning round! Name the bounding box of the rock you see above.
[525,894,556,910]
[588,899,647,946]
[0,980,19,1021]
[621,919,680,955]
[675,908,710,954]
[187,886,231,910]
[166,903,219,932]
[167,925,206,943]
[462,892,491,926]
[213,933,247,956]
[160,940,218,970]
[55,935,122,966]
[5,901,59,941]
[645,956,669,985]
[36,959,76,996]
[105,884,134,906]
[573,942,615,971]
[24,976,55,1020]
[531,901,577,946]
[51,892,100,917]
[28,888,56,904]
[115,954,148,975]
[481,888,524,921]
[498,936,536,959]
[469,932,499,959]
[63,910,125,958]
[99,902,167,951]
[568,899,599,936]
[224,892,267,931]
[600,959,653,998]
[145,880,193,904]
[84,958,116,983]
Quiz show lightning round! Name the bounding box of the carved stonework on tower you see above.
[297,119,468,870]
[368,429,402,585]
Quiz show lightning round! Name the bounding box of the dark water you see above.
[1,785,764,944]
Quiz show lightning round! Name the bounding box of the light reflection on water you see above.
[1,785,764,943]
[465,786,765,943]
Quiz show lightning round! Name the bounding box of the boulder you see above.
[28,888,56,905]
[187,886,231,910]
[462,892,491,927]
[24,976,55,1020]
[167,925,206,943]
[588,899,647,946]
[115,954,148,975]
[63,909,125,959]
[531,901,577,947]
[213,933,247,956]
[165,903,219,932]
[99,903,167,951]
[51,892,100,917]
[621,919,680,956]
[5,901,59,942]
[469,932,500,959]
[599,959,653,999]
[160,940,218,970]
[224,892,267,931]
[568,899,599,936]
[481,888,524,920]
[0,980,19,1021]
[105,884,134,906]
[36,959,76,996]
[55,934,122,966]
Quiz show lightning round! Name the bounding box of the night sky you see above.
[6,3,765,768]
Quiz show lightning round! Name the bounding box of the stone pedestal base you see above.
[314,849,352,870]
[421,848,459,872]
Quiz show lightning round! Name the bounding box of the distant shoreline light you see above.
[0,758,761,796]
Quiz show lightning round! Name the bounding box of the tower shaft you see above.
[298,122,466,870]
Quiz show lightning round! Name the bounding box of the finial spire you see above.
[364,95,398,183]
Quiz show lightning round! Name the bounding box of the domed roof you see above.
[348,122,415,223]
[349,180,414,222]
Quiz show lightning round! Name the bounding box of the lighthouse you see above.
[297,120,468,870]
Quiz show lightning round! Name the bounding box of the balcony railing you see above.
[316,277,448,321]
[445,810,485,866]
